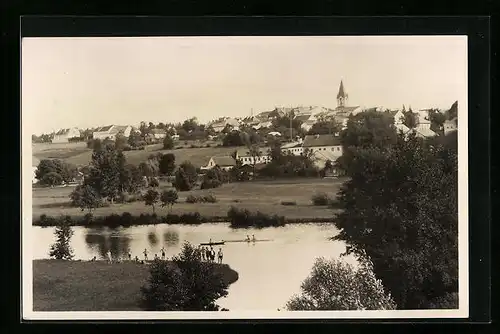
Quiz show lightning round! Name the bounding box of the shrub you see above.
[311,192,331,206]
[186,194,198,203]
[281,201,297,206]
[186,194,217,203]
[140,242,230,311]
[286,257,396,310]
[206,144,211,148]
[190,144,197,148]
[227,206,285,228]
[202,193,217,203]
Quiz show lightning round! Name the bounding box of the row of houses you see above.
[201,134,344,173]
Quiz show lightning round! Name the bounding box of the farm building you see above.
[92,125,132,140]
[150,128,167,140]
[302,134,343,156]
[201,156,237,171]
[235,147,272,166]
[52,127,81,143]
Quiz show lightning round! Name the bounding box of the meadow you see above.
[32,178,344,221]
[33,259,239,311]
[33,141,235,167]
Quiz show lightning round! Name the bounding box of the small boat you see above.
[199,241,225,246]
[224,239,273,243]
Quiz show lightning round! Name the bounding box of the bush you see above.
[227,206,285,228]
[311,192,331,206]
[186,194,217,203]
[286,257,396,310]
[281,201,297,206]
[140,242,230,311]
[206,144,211,148]
[49,216,74,260]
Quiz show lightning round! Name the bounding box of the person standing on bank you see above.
[160,247,166,260]
[217,248,223,264]
[143,248,148,261]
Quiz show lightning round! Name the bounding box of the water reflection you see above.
[147,231,159,247]
[163,229,179,247]
[84,228,131,260]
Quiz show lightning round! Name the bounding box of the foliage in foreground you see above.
[140,242,230,311]
[335,130,458,309]
[49,217,74,260]
[286,257,396,310]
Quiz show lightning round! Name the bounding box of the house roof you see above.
[281,141,302,149]
[55,128,70,135]
[407,127,437,138]
[95,125,114,132]
[237,147,271,157]
[395,123,411,133]
[295,114,312,122]
[212,156,237,167]
[303,134,342,147]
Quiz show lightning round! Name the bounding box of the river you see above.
[31,223,357,311]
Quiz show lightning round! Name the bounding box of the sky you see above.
[22,36,467,135]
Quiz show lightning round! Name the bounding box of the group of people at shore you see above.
[199,245,223,264]
[91,246,168,264]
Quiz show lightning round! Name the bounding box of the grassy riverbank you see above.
[33,178,344,223]
[32,259,239,311]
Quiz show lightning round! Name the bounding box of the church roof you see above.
[337,80,347,99]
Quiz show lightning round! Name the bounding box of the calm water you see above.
[32,223,356,311]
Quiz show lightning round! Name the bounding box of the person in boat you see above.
[134,255,139,262]
[217,248,223,264]
[160,247,166,260]
[252,234,256,242]
[143,248,148,261]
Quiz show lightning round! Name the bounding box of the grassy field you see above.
[33,141,236,167]
[33,259,239,311]
[32,178,344,221]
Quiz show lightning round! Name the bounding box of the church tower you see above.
[337,80,348,108]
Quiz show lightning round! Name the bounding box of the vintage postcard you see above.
[22,35,468,320]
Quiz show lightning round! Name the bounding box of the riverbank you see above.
[32,259,239,311]
[32,178,344,225]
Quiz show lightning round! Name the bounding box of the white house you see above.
[150,128,167,139]
[92,125,132,140]
[236,147,272,166]
[302,134,343,156]
[201,156,237,171]
[281,141,304,156]
[444,118,458,135]
[52,127,80,143]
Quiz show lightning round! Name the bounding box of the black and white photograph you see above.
[22,34,468,320]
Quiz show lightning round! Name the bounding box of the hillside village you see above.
[31,81,459,185]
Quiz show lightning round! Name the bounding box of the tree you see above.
[200,166,224,189]
[334,132,458,309]
[182,117,198,133]
[49,217,74,260]
[140,242,229,311]
[139,121,151,141]
[36,159,77,185]
[128,131,142,148]
[338,110,398,173]
[445,101,458,120]
[161,189,178,211]
[174,161,198,191]
[308,120,342,136]
[286,257,396,310]
[163,135,174,150]
[114,132,127,151]
[41,172,63,187]
[69,184,101,214]
[85,144,122,203]
[402,108,418,129]
[144,189,160,214]
[149,178,160,188]
[159,153,176,176]
[428,109,447,135]
[222,131,244,147]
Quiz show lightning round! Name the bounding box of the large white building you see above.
[52,127,81,143]
[92,125,132,140]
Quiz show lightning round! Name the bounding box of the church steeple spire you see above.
[337,80,348,108]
